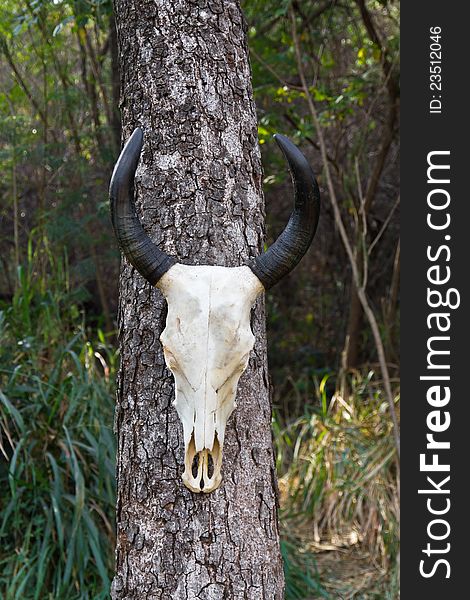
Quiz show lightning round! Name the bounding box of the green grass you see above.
[0,238,116,599]
[281,536,329,599]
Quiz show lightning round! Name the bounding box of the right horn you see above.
[249,134,320,290]
[109,128,176,286]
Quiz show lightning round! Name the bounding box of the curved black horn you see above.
[109,128,176,285]
[249,134,320,289]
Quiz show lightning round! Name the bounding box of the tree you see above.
[111,1,285,597]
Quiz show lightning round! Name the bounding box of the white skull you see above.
[157,264,263,493]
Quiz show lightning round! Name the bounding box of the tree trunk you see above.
[111,1,285,598]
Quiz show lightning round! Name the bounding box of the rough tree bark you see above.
[111,1,285,598]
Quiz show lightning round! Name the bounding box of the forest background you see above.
[0,0,399,598]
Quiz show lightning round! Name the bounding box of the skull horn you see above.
[109,127,176,285]
[249,134,320,290]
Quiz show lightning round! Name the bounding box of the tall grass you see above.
[275,372,400,597]
[0,236,116,599]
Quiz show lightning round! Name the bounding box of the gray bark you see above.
[111,1,285,598]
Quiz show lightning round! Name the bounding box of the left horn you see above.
[109,127,176,285]
[249,134,320,289]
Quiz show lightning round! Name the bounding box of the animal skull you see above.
[110,128,320,492]
[157,264,262,492]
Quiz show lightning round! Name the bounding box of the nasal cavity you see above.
[191,453,199,480]
[207,453,214,479]
[191,449,216,490]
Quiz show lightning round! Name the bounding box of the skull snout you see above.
[183,433,223,493]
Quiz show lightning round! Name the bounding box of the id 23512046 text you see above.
[429,26,442,114]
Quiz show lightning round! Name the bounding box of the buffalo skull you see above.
[110,128,320,493]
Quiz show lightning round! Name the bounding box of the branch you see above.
[363,100,398,214]
[368,194,400,257]
[292,0,342,29]
[282,112,340,174]
[249,47,303,91]
[0,36,49,133]
[84,27,115,137]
